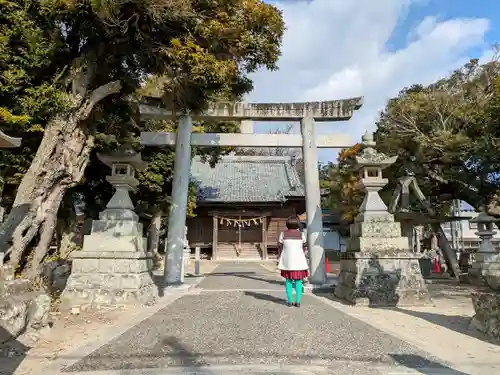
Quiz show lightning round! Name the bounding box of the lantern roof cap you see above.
[355,131,397,170]
[470,206,498,223]
[97,146,146,170]
[0,130,22,148]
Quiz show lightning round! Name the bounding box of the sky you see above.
[247,0,499,162]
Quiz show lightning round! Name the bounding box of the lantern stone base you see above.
[467,258,500,286]
[334,251,432,306]
[469,289,500,341]
[60,251,156,311]
[467,264,483,285]
[334,216,431,307]
[82,211,146,253]
[82,234,146,253]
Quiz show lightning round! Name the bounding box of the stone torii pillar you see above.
[139,98,363,286]
[300,115,324,283]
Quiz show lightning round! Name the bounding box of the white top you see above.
[277,230,309,271]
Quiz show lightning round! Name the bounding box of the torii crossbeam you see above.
[139,97,363,287]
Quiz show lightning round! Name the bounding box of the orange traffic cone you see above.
[433,257,440,273]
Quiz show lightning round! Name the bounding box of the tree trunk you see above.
[4,116,94,277]
[57,213,82,260]
[432,223,461,279]
[148,211,163,267]
[0,78,122,279]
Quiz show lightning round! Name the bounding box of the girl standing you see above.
[277,216,309,307]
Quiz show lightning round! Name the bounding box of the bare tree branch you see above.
[80,80,123,119]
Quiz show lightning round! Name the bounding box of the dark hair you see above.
[286,216,300,230]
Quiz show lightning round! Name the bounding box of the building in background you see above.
[187,155,306,261]
[299,209,349,262]
[442,201,500,252]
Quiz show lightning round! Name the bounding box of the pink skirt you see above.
[281,270,308,280]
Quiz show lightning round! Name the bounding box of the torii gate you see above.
[139,98,363,286]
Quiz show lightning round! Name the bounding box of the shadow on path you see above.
[390,354,470,375]
[394,308,500,346]
[0,327,29,375]
[66,338,431,373]
[244,291,288,306]
[312,290,355,306]
[191,271,284,286]
[159,336,215,374]
[113,336,218,375]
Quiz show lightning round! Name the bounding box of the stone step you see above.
[216,246,261,250]
[216,247,261,252]
[217,250,262,256]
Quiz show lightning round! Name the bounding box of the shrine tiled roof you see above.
[190,155,305,202]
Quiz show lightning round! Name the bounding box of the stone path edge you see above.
[308,293,500,374]
[38,265,219,375]
[37,362,446,375]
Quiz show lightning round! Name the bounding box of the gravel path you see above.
[59,263,456,374]
[195,262,284,291]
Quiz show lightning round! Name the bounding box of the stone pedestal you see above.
[334,215,431,306]
[470,289,500,340]
[61,250,155,310]
[60,149,156,310]
[334,132,431,307]
[468,224,500,340]
[467,208,499,285]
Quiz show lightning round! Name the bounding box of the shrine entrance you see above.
[139,98,363,285]
[217,216,265,260]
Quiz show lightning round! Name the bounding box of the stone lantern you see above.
[468,207,499,285]
[96,147,146,216]
[334,131,431,307]
[61,147,156,311]
[468,208,500,340]
[354,131,398,221]
[84,147,147,248]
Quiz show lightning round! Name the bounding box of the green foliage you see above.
[0,0,284,273]
[320,144,364,223]
[0,0,65,206]
[375,56,500,213]
[0,0,284,213]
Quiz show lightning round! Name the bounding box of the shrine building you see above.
[186,155,305,261]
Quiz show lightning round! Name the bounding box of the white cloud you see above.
[247,0,490,162]
[479,46,497,63]
[408,15,439,41]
